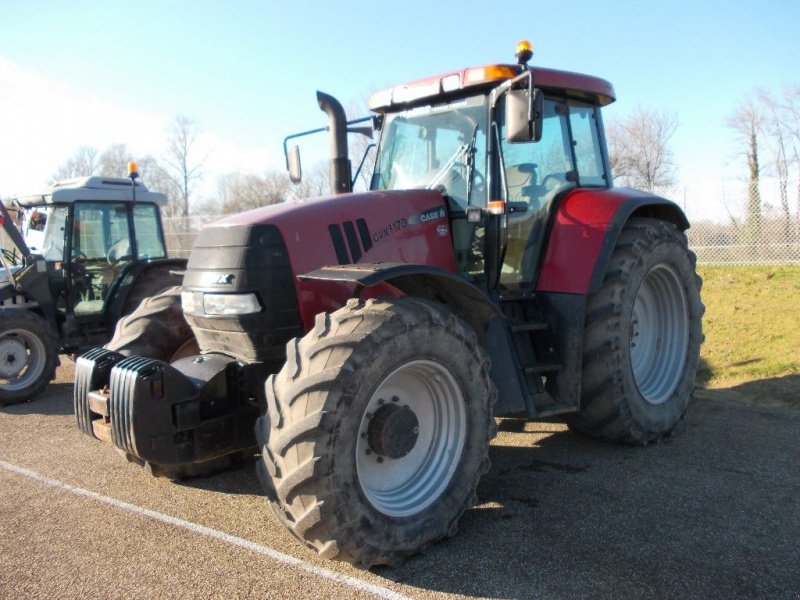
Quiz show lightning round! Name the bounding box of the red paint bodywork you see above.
[212,189,457,329]
[371,65,616,111]
[535,187,670,294]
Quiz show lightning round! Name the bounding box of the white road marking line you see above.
[0,460,411,600]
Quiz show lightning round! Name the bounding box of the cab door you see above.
[498,98,609,289]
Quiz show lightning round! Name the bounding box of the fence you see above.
[681,178,800,265]
[162,214,220,258]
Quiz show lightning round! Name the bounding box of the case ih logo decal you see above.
[407,205,447,225]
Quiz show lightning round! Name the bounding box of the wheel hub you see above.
[367,403,419,459]
[0,338,28,378]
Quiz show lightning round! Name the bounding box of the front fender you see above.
[536,188,688,294]
[299,262,501,341]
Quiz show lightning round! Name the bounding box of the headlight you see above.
[181,291,261,316]
[181,291,200,315]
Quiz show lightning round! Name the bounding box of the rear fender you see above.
[536,188,688,294]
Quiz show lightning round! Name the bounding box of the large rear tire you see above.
[0,310,59,405]
[121,265,184,317]
[256,297,496,568]
[567,218,704,444]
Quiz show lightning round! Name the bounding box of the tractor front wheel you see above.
[105,285,198,361]
[0,310,59,405]
[568,218,704,444]
[256,297,496,568]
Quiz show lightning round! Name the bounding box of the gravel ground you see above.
[0,358,798,599]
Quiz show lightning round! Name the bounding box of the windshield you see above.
[21,205,68,261]
[371,95,488,210]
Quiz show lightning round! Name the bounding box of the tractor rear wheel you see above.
[0,310,59,405]
[568,218,704,444]
[256,297,496,568]
[121,265,184,317]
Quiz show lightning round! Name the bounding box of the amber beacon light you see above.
[515,39,533,65]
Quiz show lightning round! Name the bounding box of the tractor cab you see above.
[12,176,169,322]
[367,42,615,292]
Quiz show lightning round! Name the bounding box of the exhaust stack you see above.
[316,91,352,194]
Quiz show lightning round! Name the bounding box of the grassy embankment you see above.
[697,265,800,407]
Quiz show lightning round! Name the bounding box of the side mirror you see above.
[505,88,543,143]
[288,145,302,184]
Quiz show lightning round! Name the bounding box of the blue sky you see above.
[1,0,798,220]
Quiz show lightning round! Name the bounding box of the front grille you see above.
[182,224,303,367]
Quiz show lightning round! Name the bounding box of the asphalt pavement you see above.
[0,359,798,599]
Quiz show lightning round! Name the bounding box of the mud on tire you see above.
[256,297,497,568]
[567,218,704,444]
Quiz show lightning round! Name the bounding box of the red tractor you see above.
[75,42,703,568]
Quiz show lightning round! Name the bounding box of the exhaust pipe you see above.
[316,91,352,194]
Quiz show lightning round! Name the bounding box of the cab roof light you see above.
[515,40,533,65]
[464,65,518,87]
[127,161,139,180]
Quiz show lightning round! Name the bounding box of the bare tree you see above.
[97,143,135,178]
[727,98,764,229]
[136,154,185,217]
[759,90,793,239]
[775,83,800,223]
[288,161,330,200]
[163,115,204,217]
[607,105,678,193]
[50,145,99,182]
[215,170,290,214]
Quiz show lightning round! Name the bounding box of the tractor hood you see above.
[187,188,459,329]
[209,188,458,276]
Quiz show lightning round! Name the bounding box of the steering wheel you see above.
[71,250,88,261]
[106,239,132,265]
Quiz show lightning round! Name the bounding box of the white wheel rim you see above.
[356,359,466,517]
[630,264,689,405]
[0,328,47,390]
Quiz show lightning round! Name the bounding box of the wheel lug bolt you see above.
[391,396,399,403]
[376,457,384,463]
[377,398,384,405]
[365,448,372,455]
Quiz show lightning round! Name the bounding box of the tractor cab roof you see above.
[369,64,616,113]
[13,176,168,207]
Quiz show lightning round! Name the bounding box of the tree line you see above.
[49,115,331,219]
[48,87,800,227]
[727,85,800,237]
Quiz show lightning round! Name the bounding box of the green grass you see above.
[697,265,800,405]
